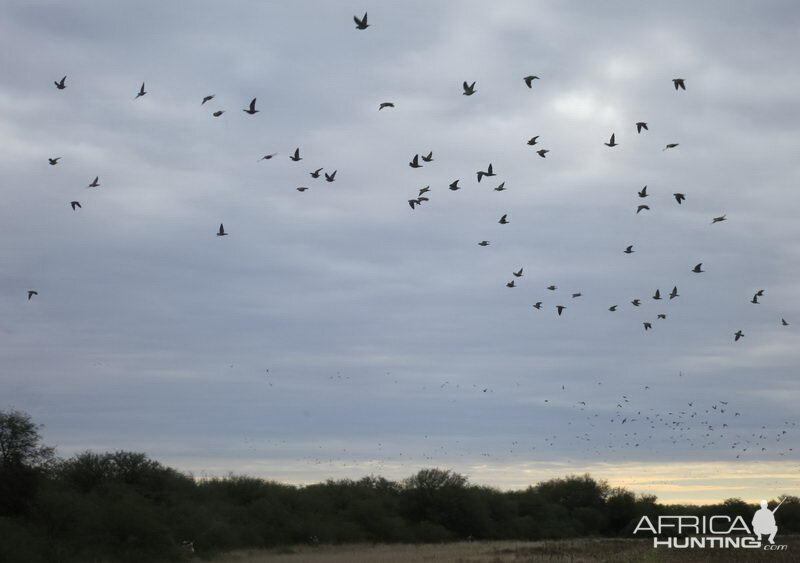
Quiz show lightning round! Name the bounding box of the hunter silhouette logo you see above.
[753,499,783,545]
[633,498,790,550]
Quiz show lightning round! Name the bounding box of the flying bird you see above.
[506,280,516,288]
[478,241,490,246]
[353,12,369,30]
[669,286,679,299]
[498,214,509,224]
[54,76,67,90]
[477,163,495,182]
[378,102,394,110]
[663,143,679,151]
[523,75,540,88]
[462,81,476,96]
[70,201,81,210]
[212,110,225,117]
[513,268,523,277]
[27,290,38,300]
[636,122,648,133]
[653,289,661,300]
[134,82,146,99]
[260,153,277,161]
[88,176,100,188]
[572,293,582,298]
[325,170,337,182]
[673,78,686,90]
[734,330,744,342]
[608,305,618,312]
[782,318,789,326]
[624,245,635,254]
[216,223,228,236]
[527,136,539,146]
[493,182,506,191]
[409,154,422,168]
[674,193,686,204]
[48,157,61,165]
[547,285,557,291]
[296,187,309,192]
[290,148,302,162]
[418,186,430,196]
[636,205,650,214]
[604,133,618,147]
[421,151,434,162]
[657,314,667,319]
[536,149,549,158]
[692,263,704,273]
[310,168,323,178]
[638,186,648,198]
[711,214,727,224]
[751,293,760,304]
[201,95,215,104]
[644,322,652,331]
[449,180,461,191]
[631,299,641,307]
[243,98,259,114]
[556,305,566,316]
[533,302,542,309]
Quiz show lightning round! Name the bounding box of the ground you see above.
[208,536,798,562]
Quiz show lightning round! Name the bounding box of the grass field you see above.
[209,536,799,562]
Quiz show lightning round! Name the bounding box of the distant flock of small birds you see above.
[31,12,790,353]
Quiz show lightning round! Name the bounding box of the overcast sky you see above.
[2,0,799,504]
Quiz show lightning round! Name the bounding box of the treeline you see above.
[1,409,798,562]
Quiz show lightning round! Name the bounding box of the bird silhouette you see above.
[54,76,67,90]
[536,149,549,158]
[669,286,679,299]
[201,95,215,104]
[325,170,337,182]
[556,305,566,316]
[409,154,422,168]
[692,263,704,273]
[609,305,618,311]
[260,153,277,161]
[290,148,302,162]
[604,133,618,147]
[477,163,495,182]
[27,290,38,300]
[70,201,81,210]
[88,176,100,188]
[449,180,461,191]
[523,75,539,88]
[644,322,652,331]
[673,78,686,90]
[513,268,523,277]
[674,193,686,204]
[48,157,61,165]
[533,302,542,309]
[498,214,509,224]
[506,280,516,288]
[653,289,661,300]
[547,285,557,291]
[663,143,679,151]
[782,318,789,326]
[243,98,258,114]
[636,122,648,133]
[527,136,539,145]
[212,110,225,117]
[134,82,146,99]
[638,186,648,198]
[711,214,727,224]
[378,102,394,110]
[478,241,490,246]
[418,186,430,196]
[421,151,434,162]
[462,81,476,96]
[296,187,309,192]
[217,224,228,236]
[624,245,635,254]
[636,205,650,214]
[631,299,641,307]
[734,330,744,342]
[493,182,506,191]
[353,13,369,30]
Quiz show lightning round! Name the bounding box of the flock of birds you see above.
[27,11,797,487]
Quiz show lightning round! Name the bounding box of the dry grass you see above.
[208,536,799,562]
